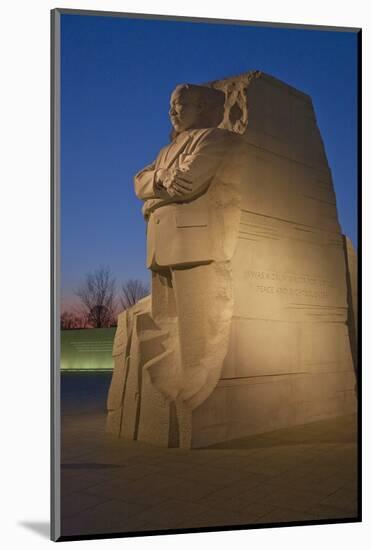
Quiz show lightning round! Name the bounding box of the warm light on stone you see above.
[106,71,357,448]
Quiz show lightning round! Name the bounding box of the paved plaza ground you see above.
[60,373,359,539]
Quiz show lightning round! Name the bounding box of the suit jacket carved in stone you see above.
[134,127,239,268]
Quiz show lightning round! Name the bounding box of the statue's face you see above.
[169,90,202,132]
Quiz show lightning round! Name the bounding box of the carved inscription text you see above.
[246,270,334,299]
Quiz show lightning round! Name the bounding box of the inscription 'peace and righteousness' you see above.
[246,269,335,299]
[246,270,334,288]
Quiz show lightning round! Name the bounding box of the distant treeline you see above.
[61,266,149,329]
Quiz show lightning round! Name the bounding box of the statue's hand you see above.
[166,177,193,197]
[154,169,168,188]
[163,168,193,197]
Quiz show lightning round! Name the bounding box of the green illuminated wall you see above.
[61,328,116,371]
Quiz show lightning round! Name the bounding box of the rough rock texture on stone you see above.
[342,235,358,377]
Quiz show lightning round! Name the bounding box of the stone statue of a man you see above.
[107,71,357,449]
[134,83,239,410]
[107,82,241,447]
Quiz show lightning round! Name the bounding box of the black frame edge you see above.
[51,7,61,543]
[356,27,362,524]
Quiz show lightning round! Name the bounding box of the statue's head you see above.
[169,84,225,133]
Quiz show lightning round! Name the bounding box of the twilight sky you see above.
[60,13,358,308]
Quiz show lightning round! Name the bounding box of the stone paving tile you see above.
[133,449,238,473]
[155,463,254,487]
[251,418,355,447]
[238,456,311,477]
[145,450,236,468]
[272,459,353,485]
[152,478,224,502]
[81,472,175,502]
[338,466,358,484]
[124,472,182,494]
[113,453,182,467]
[308,503,358,520]
[116,498,211,531]
[179,450,236,465]
[60,436,93,448]
[61,498,152,537]
[207,433,280,451]
[270,473,350,497]
[61,461,125,473]
[254,507,319,524]
[63,460,165,483]
[66,448,148,466]
[61,491,107,518]
[199,488,270,514]
[61,469,120,496]
[310,446,357,464]
[200,483,272,510]
[61,441,104,455]
[178,501,276,530]
[80,480,169,508]
[264,465,319,485]
[197,474,268,505]
[320,488,358,513]
[343,477,358,491]
[148,462,201,480]
[233,482,326,513]
[204,452,273,471]
[60,413,358,536]
[89,463,163,482]
[61,431,102,442]
[134,457,199,471]
[305,463,357,484]
[227,450,279,463]
[83,475,172,500]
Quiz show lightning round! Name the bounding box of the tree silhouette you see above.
[120,278,150,310]
[75,266,116,328]
[60,311,87,330]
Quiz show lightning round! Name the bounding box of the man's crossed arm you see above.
[134,128,233,203]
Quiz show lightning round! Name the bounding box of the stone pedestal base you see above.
[192,371,357,448]
[107,368,356,449]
